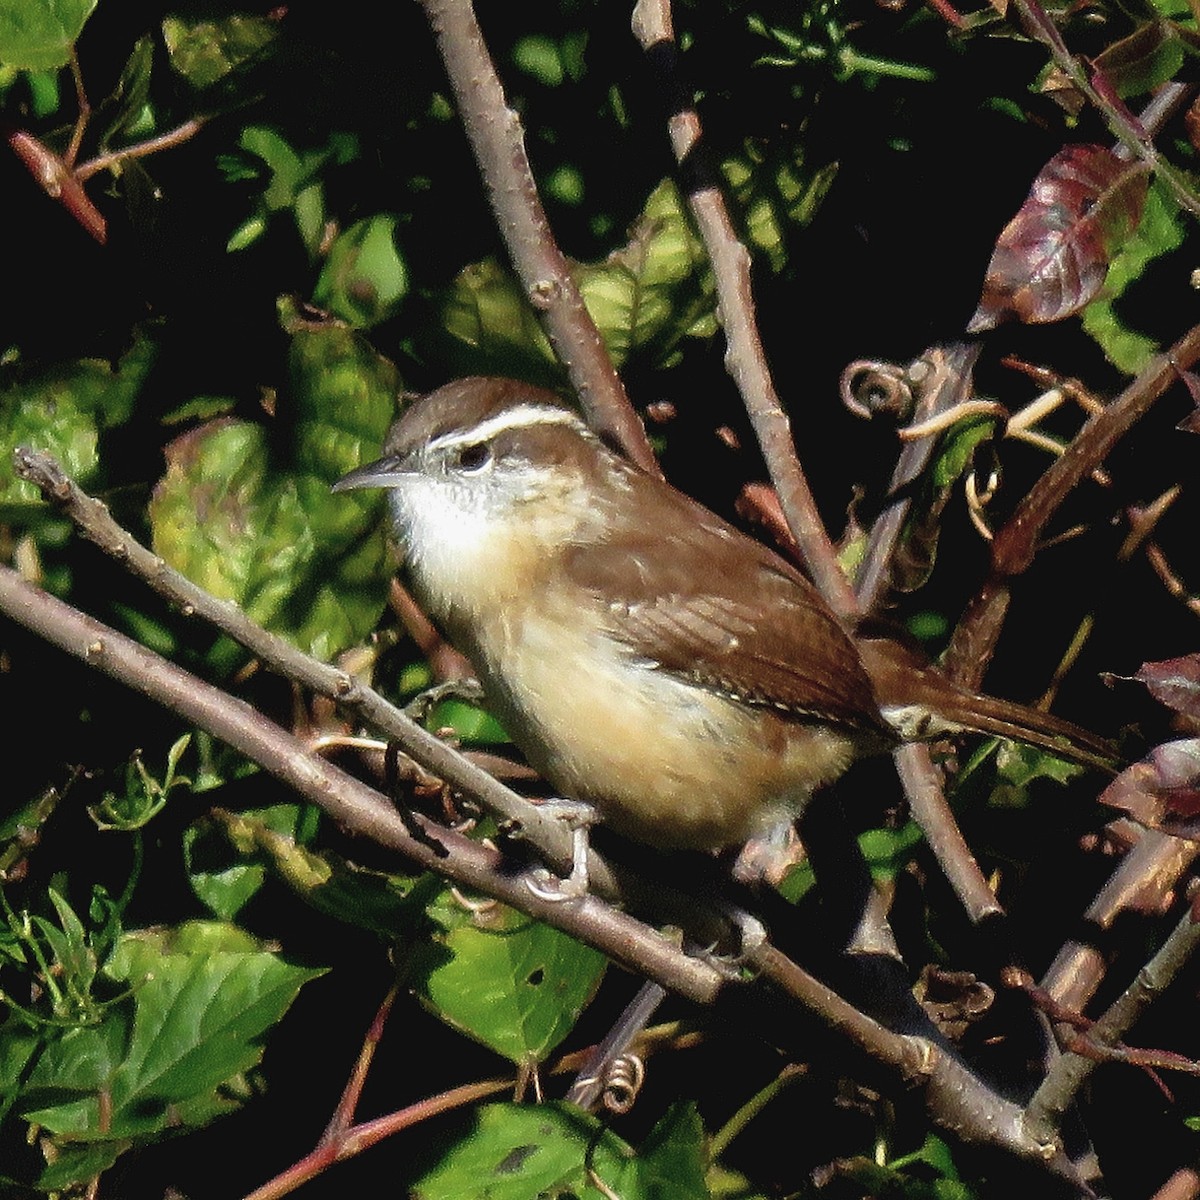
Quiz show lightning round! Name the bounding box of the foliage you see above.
[1,0,1198,1197]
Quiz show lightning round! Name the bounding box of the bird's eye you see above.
[453,442,493,473]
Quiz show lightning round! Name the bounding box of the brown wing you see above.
[561,474,889,737]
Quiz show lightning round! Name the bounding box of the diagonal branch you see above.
[1025,893,1200,1145]
[630,0,857,617]
[946,320,1200,686]
[13,446,617,899]
[415,0,658,475]
[0,562,725,1006]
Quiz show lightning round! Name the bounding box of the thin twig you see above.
[630,0,857,617]
[75,117,207,183]
[320,981,401,1145]
[946,320,1200,685]
[1011,4,1200,218]
[243,1075,514,1200]
[1145,541,1200,621]
[414,0,658,475]
[1025,894,1200,1144]
[1041,830,1199,1014]
[894,744,1004,924]
[64,50,90,170]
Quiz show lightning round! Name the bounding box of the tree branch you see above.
[1041,829,1200,1013]
[415,0,658,475]
[12,446,617,899]
[630,0,857,617]
[947,320,1200,686]
[1025,894,1200,1145]
[0,562,725,1005]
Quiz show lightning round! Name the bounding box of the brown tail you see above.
[857,637,1118,773]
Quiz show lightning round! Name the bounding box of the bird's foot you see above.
[403,677,486,724]
[525,798,597,902]
[695,905,768,979]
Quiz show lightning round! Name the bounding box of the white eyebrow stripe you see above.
[427,404,588,452]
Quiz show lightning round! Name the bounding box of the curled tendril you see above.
[839,360,918,422]
[600,1052,646,1115]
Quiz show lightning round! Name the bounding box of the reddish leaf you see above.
[968,145,1150,332]
[1135,656,1200,719]
[1091,20,1186,100]
[1099,738,1200,829]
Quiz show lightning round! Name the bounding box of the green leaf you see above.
[184,814,269,921]
[780,822,925,902]
[723,146,838,272]
[414,1102,708,1200]
[859,822,927,882]
[991,740,1083,805]
[0,334,156,508]
[36,1141,124,1191]
[512,34,566,86]
[223,127,359,256]
[0,0,96,70]
[193,806,420,936]
[889,1133,962,1181]
[575,180,716,368]
[99,36,156,147]
[22,921,323,1141]
[426,698,510,745]
[441,257,560,382]
[1090,20,1187,98]
[162,13,278,89]
[313,214,409,329]
[149,313,397,663]
[1081,179,1185,373]
[442,180,717,378]
[285,304,399,491]
[412,887,606,1064]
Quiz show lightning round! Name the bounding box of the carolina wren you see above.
[335,377,1110,853]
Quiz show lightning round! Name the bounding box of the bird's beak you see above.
[332,455,408,493]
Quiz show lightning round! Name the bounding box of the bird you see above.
[334,376,1112,857]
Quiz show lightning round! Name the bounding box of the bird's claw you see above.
[523,798,596,902]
